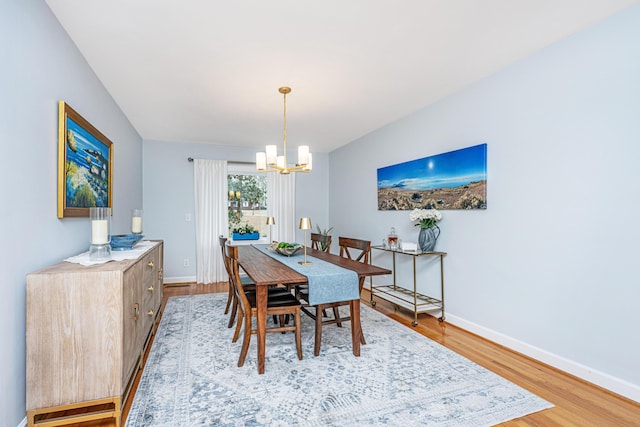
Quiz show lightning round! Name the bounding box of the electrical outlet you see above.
[183,259,190,267]
[185,213,192,222]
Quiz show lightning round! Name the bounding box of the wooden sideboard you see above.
[26,241,164,427]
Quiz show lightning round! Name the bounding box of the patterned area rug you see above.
[126,294,552,426]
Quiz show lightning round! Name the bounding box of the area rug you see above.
[126,293,552,426]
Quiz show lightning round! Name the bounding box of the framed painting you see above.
[57,101,113,218]
[377,143,487,210]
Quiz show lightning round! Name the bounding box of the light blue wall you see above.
[330,4,640,399]
[143,140,329,281]
[4,2,639,424]
[1,1,143,425]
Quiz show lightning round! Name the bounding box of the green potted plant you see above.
[315,225,333,251]
[232,224,260,240]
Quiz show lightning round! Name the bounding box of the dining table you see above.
[236,244,391,374]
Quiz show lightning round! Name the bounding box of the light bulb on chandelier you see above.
[256,87,312,174]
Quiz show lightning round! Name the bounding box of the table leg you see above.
[350,299,361,356]
[256,285,267,374]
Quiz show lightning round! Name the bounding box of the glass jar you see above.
[89,207,111,260]
[388,227,398,250]
[131,209,143,234]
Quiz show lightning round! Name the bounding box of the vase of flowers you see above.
[409,208,442,252]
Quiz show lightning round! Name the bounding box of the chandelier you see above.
[256,87,312,174]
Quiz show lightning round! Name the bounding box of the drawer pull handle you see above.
[147,310,154,317]
[133,303,140,321]
[147,261,154,268]
[147,286,154,292]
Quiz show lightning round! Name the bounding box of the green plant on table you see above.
[315,224,333,251]
[277,242,298,248]
[232,224,257,234]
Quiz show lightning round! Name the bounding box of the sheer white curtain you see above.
[194,159,228,284]
[267,173,296,243]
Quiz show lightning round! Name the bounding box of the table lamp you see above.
[266,216,275,243]
[298,217,312,265]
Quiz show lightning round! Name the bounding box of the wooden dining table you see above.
[237,244,391,374]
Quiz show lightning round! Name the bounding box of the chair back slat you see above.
[225,244,251,312]
[310,233,332,252]
[219,235,230,276]
[338,237,371,264]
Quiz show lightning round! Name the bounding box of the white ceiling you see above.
[45,0,638,153]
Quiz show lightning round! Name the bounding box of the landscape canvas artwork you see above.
[378,143,487,210]
[57,101,113,218]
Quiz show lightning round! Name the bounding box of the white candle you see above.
[132,216,143,234]
[92,220,109,245]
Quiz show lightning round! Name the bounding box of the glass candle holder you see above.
[90,207,111,260]
[131,209,143,234]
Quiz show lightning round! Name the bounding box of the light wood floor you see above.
[68,282,639,427]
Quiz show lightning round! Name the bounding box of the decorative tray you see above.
[270,242,302,256]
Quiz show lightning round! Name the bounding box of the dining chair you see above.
[296,236,371,356]
[219,235,236,317]
[225,244,303,367]
[220,235,289,329]
[310,232,332,252]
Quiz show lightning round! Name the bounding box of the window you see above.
[228,166,268,237]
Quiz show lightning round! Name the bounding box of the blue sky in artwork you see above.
[378,144,487,190]
[67,118,109,160]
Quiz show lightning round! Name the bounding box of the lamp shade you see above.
[299,217,312,230]
[303,153,313,171]
[266,216,275,225]
[266,145,278,165]
[256,152,267,170]
[298,145,310,165]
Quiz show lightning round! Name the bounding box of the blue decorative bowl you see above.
[111,234,144,251]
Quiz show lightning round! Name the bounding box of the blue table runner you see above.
[253,244,359,305]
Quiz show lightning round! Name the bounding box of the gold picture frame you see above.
[57,101,113,218]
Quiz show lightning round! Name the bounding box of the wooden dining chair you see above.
[219,235,236,317]
[296,236,371,356]
[220,235,258,328]
[225,244,303,367]
[220,235,289,329]
[310,232,332,252]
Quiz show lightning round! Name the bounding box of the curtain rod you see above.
[187,157,254,165]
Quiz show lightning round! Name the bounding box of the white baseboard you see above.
[445,313,640,403]
[17,417,26,427]
[164,275,196,284]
